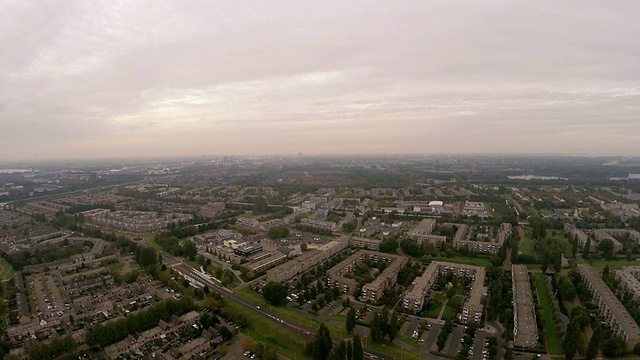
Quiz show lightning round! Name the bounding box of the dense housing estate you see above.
[401,261,487,324]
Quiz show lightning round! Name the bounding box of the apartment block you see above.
[602,228,640,245]
[266,237,348,283]
[410,218,446,246]
[300,218,336,232]
[615,267,640,302]
[454,240,500,254]
[564,223,593,251]
[401,261,487,323]
[577,264,640,350]
[361,254,406,303]
[512,265,538,348]
[81,209,192,233]
[326,250,398,295]
[347,236,381,251]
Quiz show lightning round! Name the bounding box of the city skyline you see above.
[2,1,639,161]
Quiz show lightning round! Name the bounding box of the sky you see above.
[1,1,639,161]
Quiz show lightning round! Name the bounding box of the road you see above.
[170,260,393,360]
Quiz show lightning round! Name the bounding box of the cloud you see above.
[1,0,639,161]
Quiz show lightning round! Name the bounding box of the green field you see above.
[225,300,309,359]
[367,340,426,360]
[397,334,422,349]
[533,273,563,355]
[589,259,640,270]
[424,300,443,318]
[0,257,15,281]
[519,236,536,257]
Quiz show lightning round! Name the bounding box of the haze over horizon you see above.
[2,1,639,162]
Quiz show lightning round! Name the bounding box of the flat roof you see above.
[512,265,538,348]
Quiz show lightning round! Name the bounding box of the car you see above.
[256,306,261,310]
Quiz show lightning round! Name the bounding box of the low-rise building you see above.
[300,218,336,232]
[247,253,287,274]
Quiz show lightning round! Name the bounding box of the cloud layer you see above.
[1,0,639,161]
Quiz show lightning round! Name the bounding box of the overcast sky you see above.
[1,1,639,161]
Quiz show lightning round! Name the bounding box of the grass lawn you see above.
[533,273,563,355]
[441,299,461,321]
[330,314,348,323]
[424,300,443,318]
[520,236,536,257]
[0,257,15,281]
[225,301,310,359]
[145,236,164,251]
[432,256,492,268]
[367,340,426,360]
[589,259,640,270]
[433,293,446,302]
[397,334,422,348]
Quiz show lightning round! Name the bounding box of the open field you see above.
[519,236,536,257]
[367,340,426,360]
[533,273,563,355]
[0,257,15,281]
[225,301,309,359]
[589,259,640,270]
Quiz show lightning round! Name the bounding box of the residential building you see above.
[512,265,538,348]
[616,267,640,302]
[400,261,487,323]
[347,236,381,251]
[361,255,406,303]
[266,237,348,282]
[577,264,640,350]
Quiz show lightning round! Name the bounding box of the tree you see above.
[378,238,398,253]
[301,242,308,251]
[262,282,288,306]
[504,348,514,360]
[598,238,614,259]
[268,226,290,240]
[370,313,382,343]
[563,321,580,360]
[602,334,626,357]
[308,324,333,360]
[388,311,399,341]
[583,238,591,259]
[346,307,356,334]
[603,264,610,277]
[352,334,364,360]
[219,326,233,341]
